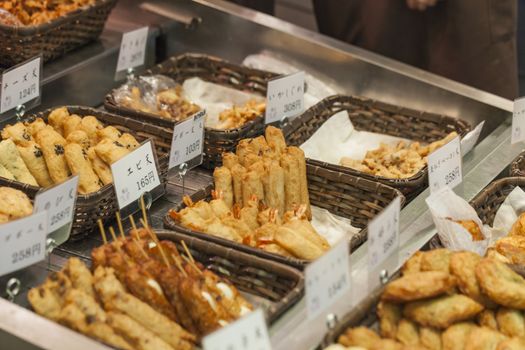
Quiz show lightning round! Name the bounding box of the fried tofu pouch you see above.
[35,127,71,184]
[0,139,38,186]
[1,122,33,145]
[64,143,101,194]
[94,138,130,165]
[47,106,69,135]
[87,147,113,185]
[16,141,54,187]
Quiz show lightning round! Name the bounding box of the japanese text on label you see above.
[169,110,205,170]
[305,240,351,319]
[202,309,272,350]
[428,135,462,193]
[0,211,47,276]
[368,196,401,271]
[1,56,41,114]
[513,97,525,144]
[265,71,305,124]
[111,141,160,209]
[116,27,148,73]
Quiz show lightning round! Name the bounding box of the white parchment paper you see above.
[492,186,525,240]
[311,206,360,247]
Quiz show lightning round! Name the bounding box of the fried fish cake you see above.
[442,322,477,350]
[401,251,423,276]
[450,251,497,308]
[378,301,403,339]
[66,130,91,152]
[1,122,32,145]
[496,308,525,337]
[87,147,112,185]
[509,212,525,236]
[118,133,139,150]
[478,309,499,330]
[338,327,381,348]
[48,107,69,135]
[476,258,525,310]
[381,271,457,303]
[0,187,33,220]
[25,118,47,137]
[419,327,442,350]
[64,143,101,194]
[464,327,507,350]
[493,236,525,266]
[370,339,403,350]
[94,138,130,165]
[0,139,38,186]
[404,294,484,329]
[497,337,525,350]
[396,318,420,345]
[62,114,82,138]
[420,249,452,273]
[79,116,104,145]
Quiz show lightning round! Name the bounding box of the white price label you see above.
[461,121,484,156]
[265,71,305,124]
[305,240,351,319]
[368,196,401,271]
[34,175,79,233]
[111,141,160,209]
[202,309,272,350]
[169,110,205,169]
[428,135,462,193]
[512,97,525,144]
[1,56,41,114]
[0,211,47,276]
[116,27,148,73]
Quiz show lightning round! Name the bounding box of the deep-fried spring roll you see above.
[65,143,102,194]
[249,135,271,156]
[236,139,252,166]
[87,147,113,185]
[262,160,285,216]
[95,138,130,165]
[62,114,82,138]
[16,141,54,187]
[1,122,33,145]
[231,164,246,207]
[222,152,239,170]
[275,226,324,260]
[205,217,244,243]
[283,216,329,251]
[240,196,259,230]
[286,146,311,219]
[242,170,264,207]
[35,127,71,184]
[280,151,301,212]
[210,191,231,218]
[265,126,286,154]
[220,214,252,239]
[213,167,233,208]
[48,107,69,135]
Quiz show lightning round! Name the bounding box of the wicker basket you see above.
[157,230,304,324]
[104,53,278,169]
[0,0,117,67]
[164,164,404,269]
[0,106,171,239]
[509,152,525,177]
[284,95,471,201]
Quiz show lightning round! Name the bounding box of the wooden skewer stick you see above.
[109,226,119,242]
[97,219,107,245]
[129,215,143,242]
[172,253,188,277]
[180,240,195,264]
[140,195,149,228]
[141,220,170,268]
[116,212,125,239]
[181,255,202,275]
[133,237,149,259]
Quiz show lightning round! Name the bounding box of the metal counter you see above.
[0,1,519,349]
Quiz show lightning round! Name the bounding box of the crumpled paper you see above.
[492,186,525,239]
[311,206,360,246]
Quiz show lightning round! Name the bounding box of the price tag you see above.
[427,135,462,193]
[368,196,401,272]
[305,240,351,319]
[461,121,484,156]
[116,27,149,73]
[202,309,272,350]
[34,175,79,234]
[0,211,47,277]
[265,71,305,124]
[512,97,525,144]
[111,140,160,209]
[1,56,41,114]
[169,110,205,170]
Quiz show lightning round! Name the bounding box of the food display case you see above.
[0,1,520,350]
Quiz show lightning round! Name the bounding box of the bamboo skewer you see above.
[140,194,149,228]
[172,254,188,277]
[181,255,202,275]
[116,211,125,239]
[97,219,107,245]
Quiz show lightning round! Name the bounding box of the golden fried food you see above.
[450,251,496,308]
[286,146,311,219]
[478,309,499,330]
[0,139,38,185]
[66,130,91,152]
[381,271,457,303]
[509,212,525,236]
[492,236,525,266]
[280,151,302,212]
[401,251,423,275]
[378,301,402,339]
[62,114,82,138]
[1,0,96,25]
[80,116,104,145]
[62,257,95,298]
[222,152,239,170]
[396,318,420,345]
[97,126,121,141]
[464,326,507,350]
[403,294,484,329]
[497,337,525,350]
[476,258,525,310]
[265,125,286,155]
[0,187,33,220]
[35,127,70,184]
[216,100,265,130]
[16,141,53,187]
[47,107,69,135]
[496,308,525,337]
[338,326,381,348]
[87,147,112,185]
[94,138,130,165]
[1,122,32,145]
[420,249,452,273]
[441,322,478,350]
[64,143,101,194]
[213,167,233,208]
[0,163,15,181]
[25,118,46,136]
[117,133,139,150]
[274,225,324,260]
[456,220,485,241]
[27,284,62,321]
[419,327,442,350]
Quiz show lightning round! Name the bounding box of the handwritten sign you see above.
[368,196,401,272]
[34,175,78,234]
[0,211,47,276]
[428,135,462,193]
[513,97,525,144]
[169,110,205,170]
[202,309,272,350]
[1,56,41,114]
[111,141,160,209]
[305,240,351,319]
[461,121,484,156]
[265,71,305,124]
[116,27,148,73]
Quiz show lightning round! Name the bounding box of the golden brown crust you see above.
[401,251,423,276]
[464,327,507,350]
[478,309,499,330]
[378,301,403,339]
[338,326,380,348]
[381,271,457,303]
[441,322,477,350]
[0,187,33,220]
[35,127,70,184]
[396,318,420,345]
[509,212,525,236]
[496,308,525,337]
[17,141,54,187]
[64,143,101,194]
[496,337,525,350]
[419,327,442,350]
[420,249,452,273]
[493,236,525,266]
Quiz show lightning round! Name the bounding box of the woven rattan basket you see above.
[0,0,117,67]
[509,152,525,177]
[157,230,304,324]
[284,95,471,201]
[164,164,404,269]
[104,53,278,169]
[0,106,170,239]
